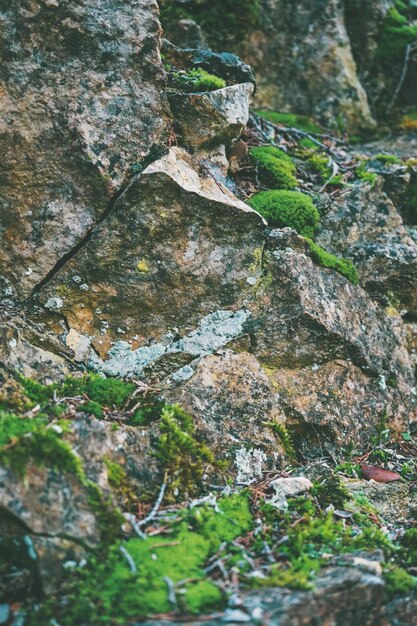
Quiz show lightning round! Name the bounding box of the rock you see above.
[235,0,376,132]
[0,317,71,383]
[0,0,170,300]
[163,20,209,49]
[161,39,256,87]
[169,83,254,149]
[36,146,266,361]
[0,416,160,592]
[266,359,410,452]
[342,477,411,523]
[316,181,417,313]
[164,350,287,479]
[268,476,313,510]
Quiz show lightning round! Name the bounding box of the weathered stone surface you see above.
[267,360,410,452]
[0,0,170,299]
[169,83,254,148]
[37,146,266,359]
[237,0,376,132]
[164,350,287,478]
[343,477,411,524]
[316,181,417,313]
[0,315,71,383]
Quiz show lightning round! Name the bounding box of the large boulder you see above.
[0,0,170,301]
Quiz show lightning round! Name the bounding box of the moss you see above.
[306,152,332,179]
[0,410,85,479]
[156,404,222,497]
[374,153,403,165]
[170,67,226,92]
[248,190,320,237]
[311,475,351,509]
[376,6,417,66]
[80,400,103,419]
[61,374,135,409]
[384,566,417,597]
[304,238,359,284]
[401,528,417,565]
[159,0,260,49]
[30,493,251,624]
[250,146,298,190]
[256,110,322,135]
[356,160,379,187]
[262,421,296,463]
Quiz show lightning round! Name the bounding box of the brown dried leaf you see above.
[360,464,402,483]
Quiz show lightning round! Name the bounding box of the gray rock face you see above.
[315,181,417,313]
[0,0,170,299]
[169,83,254,148]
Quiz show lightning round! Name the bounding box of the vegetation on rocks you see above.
[248,190,320,237]
[249,146,298,189]
[305,238,359,285]
[169,66,227,92]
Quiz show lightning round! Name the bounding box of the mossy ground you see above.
[168,66,227,92]
[2,372,417,622]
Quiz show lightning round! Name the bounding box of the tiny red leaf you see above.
[360,464,402,483]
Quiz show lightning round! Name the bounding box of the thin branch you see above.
[388,42,417,112]
[136,480,167,530]
[119,546,137,573]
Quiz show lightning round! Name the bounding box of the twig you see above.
[136,479,167,530]
[388,42,417,112]
[163,576,178,611]
[119,546,137,573]
[319,159,339,193]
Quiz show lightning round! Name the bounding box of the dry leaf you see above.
[360,464,402,483]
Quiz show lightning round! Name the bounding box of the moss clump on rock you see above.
[376,6,417,66]
[304,238,359,285]
[248,190,320,237]
[0,410,85,479]
[168,66,227,92]
[384,566,417,598]
[250,146,298,189]
[157,404,223,497]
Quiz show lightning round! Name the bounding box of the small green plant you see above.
[304,238,359,284]
[0,411,84,479]
[171,67,226,92]
[262,421,296,462]
[250,146,297,190]
[355,158,379,187]
[248,190,320,237]
[311,475,351,509]
[374,153,403,165]
[384,566,417,598]
[80,400,103,419]
[306,152,332,179]
[157,404,222,497]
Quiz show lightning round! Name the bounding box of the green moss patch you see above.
[30,493,252,624]
[250,146,298,189]
[157,404,223,498]
[0,410,84,479]
[304,238,359,284]
[169,66,227,92]
[248,190,320,237]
